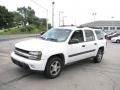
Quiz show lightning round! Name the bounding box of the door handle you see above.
[82,45,85,47]
[94,43,97,45]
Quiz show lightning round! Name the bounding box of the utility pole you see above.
[52,1,55,28]
[59,11,64,26]
[46,10,48,31]
[62,16,67,26]
[111,16,115,31]
[92,13,96,21]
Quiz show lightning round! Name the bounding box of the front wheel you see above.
[44,56,63,79]
[94,49,103,63]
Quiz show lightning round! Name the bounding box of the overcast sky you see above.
[1,0,120,26]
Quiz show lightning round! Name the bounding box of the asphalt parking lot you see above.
[0,38,120,90]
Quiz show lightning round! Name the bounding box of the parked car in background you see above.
[106,32,120,40]
[111,36,120,43]
[105,32,114,39]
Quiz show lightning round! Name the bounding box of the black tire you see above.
[116,39,120,43]
[44,56,63,79]
[94,49,103,63]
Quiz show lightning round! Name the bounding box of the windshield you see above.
[41,28,71,42]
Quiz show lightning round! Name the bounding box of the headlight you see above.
[29,51,42,60]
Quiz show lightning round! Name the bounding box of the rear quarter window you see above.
[85,30,95,42]
[95,30,104,40]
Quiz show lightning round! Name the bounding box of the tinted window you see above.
[98,27,102,29]
[70,30,84,43]
[85,30,95,41]
[110,27,115,30]
[95,30,104,40]
[117,27,120,30]
[104,27,108,30]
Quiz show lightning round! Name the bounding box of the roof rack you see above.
[60,24,76,27]
[77,26,101,29]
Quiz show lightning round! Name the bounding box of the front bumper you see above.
[11,58,30,69]
[11,52,47,71]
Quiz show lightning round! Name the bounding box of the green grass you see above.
[0,25,45,35]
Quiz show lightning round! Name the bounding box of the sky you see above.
[1,0,120,27]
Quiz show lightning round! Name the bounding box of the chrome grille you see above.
[15,48,29,54]
[15,48,29,59]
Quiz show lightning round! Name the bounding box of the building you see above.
[79,20,120,33]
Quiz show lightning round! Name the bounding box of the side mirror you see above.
[69,39,79,44]
[40,31,45,35]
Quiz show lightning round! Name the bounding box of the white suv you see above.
[11,27,106,78]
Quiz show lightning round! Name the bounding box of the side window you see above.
[85,30,95,42]
[70,30,84,43]
[95,30,104,40]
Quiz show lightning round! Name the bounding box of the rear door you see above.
[83,29,98,58]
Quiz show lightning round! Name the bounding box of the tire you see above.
[44,56,63,79]
[94,49,103,63]
[116,39,120,43]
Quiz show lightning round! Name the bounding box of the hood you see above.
[15,38,65,51]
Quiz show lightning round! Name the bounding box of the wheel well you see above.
[98,47,104,53]
[47,54,65,65]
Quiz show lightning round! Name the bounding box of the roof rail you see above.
[60,24,76,27]
[77,26,101,29]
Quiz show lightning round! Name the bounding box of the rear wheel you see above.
[44,56,63,79]
[116,39,120,43]
[94,49,103,63]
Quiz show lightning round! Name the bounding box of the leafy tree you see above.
[32,17,41,27]
[0,6,14,29]
[27,7,35,24]
[17,7,35,26]
[12,11,23,26]
[17,6,49,31]
[17,7,27,27]
[40,18,47,26]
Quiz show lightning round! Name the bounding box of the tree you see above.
[32,17,41,27]
[12,11,23,26]
[40,18,47,26]
[17,6,48,31]
[17,6,35,26]
[0,6,14,29]
[27,7,35,24]
[17,7,27,28]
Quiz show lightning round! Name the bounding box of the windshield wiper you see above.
[40,37,58,42]
[46,38,58,42]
